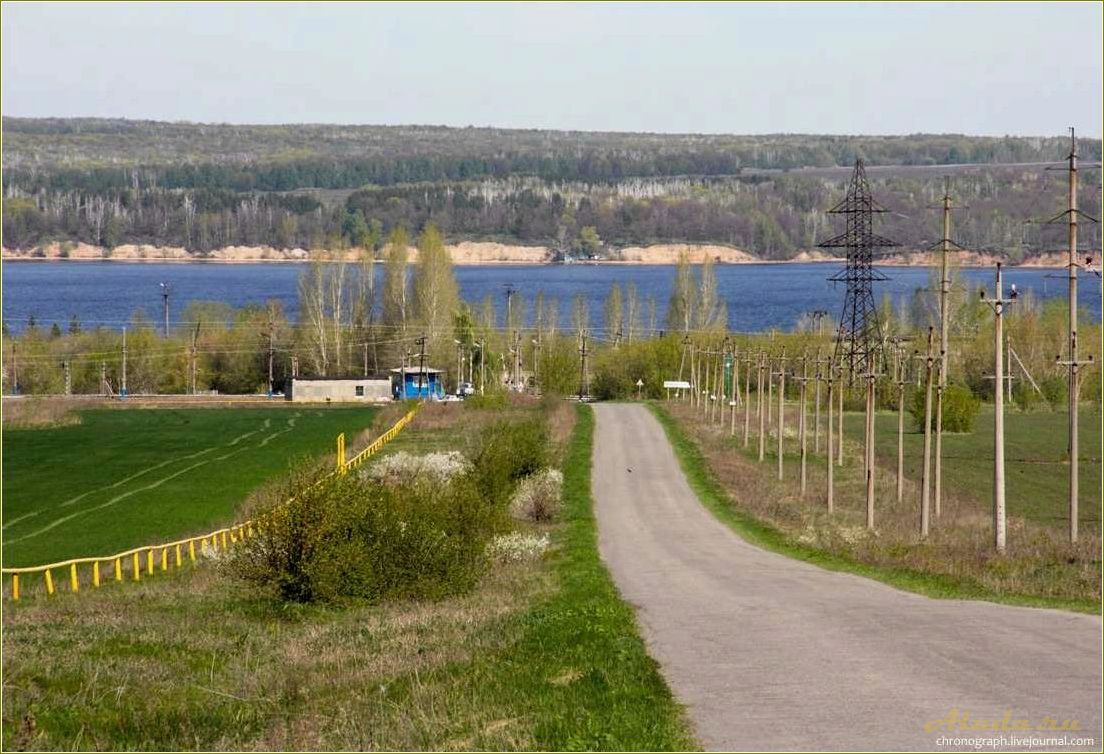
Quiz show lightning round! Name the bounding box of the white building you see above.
[286,377,392,403]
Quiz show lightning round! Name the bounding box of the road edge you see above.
[648,402,1100,615]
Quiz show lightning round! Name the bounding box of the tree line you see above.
[4,245,1098,410]
[4,168,1098,260]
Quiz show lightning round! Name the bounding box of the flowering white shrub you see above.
[509,468,564,522]
[487,532,551,563]
[362,450,471,486]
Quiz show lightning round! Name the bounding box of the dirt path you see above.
[591,403,1101,751]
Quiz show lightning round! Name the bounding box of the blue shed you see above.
[390,367,446,400]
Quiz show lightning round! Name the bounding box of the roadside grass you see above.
[2,402,695,751]
[652,401,1101,613]
[852,405,1102,529]
[2,406,376,567]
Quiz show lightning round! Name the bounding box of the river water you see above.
[2,260,1099,334]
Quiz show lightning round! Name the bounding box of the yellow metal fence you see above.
[3,405,420,602]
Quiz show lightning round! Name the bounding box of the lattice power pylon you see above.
[818,160,899,380]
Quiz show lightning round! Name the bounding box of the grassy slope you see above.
[650,403,1099,614]
[2,403,695,750]
[2,407,375,566]
[851,406,1102,529]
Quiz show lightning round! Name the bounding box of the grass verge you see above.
[650,402,1099,615]
[3,402,695,750]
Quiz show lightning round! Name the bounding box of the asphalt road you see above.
[591,403,1102,752]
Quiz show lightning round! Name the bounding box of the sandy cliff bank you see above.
[2,242,1089,268]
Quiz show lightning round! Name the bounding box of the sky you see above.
[2,1,1101,136]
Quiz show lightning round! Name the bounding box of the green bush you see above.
[471,418,549,507]
[909,382,979,432]
[1041,375,1068,408]
[464,391,508,410]
[232,466,499,604]
[1012,381,1044,412]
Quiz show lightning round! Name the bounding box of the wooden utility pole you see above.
[982,263,1015,552]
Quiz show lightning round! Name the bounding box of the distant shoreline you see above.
[0,253,1079,269]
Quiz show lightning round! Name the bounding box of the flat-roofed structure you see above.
[287,377,392,403]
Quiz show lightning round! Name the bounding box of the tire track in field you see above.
[2,422,270,532]
[5,415,301,546]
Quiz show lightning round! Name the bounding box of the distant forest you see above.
[3,118,1100,259]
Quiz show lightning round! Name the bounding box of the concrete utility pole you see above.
[363,341,369,378]
[743,351,753,448]
[477,339,486,395]
[10,343,17,395]
[981,264,1016,552]
[578,331,589,402]
[775,350,790,481]
[730,346,739,436]
[767,352,775,433]
[689,341,697,409]
[159,282,171,338]
[930,179,966,521]
[919,327,935,539]
[861,356,879,530]
[835,329,845,468]
[121,327,128,399]
[1051,128,1098,544]
[62,359,71,396]
[824,363,835,513]
[100,360,108,396]
[191,323,201,396]
[793,355,811,496]
[894,347,907,506]
[757,352,767,463]
[813,347,824,454]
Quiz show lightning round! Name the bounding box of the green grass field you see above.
[2,407,377,567]
[848,406,1102,530]
[2,402,694,750]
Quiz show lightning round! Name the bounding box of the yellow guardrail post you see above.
[70,563,79,592]
[188,540,196,562]
[44,569,54,596]
[115,558,122,582]
[146,550,154,576]
[175,544,182,567]
[92,562,101,588]
[132,553,141,581]
[11,575,20,601]
[337,432,347,475]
